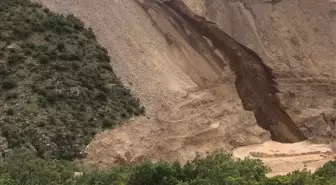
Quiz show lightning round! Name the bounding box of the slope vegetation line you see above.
[145,0,306,143]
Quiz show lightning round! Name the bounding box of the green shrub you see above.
[102,118,116,129]
[23,48,33,55]
[38,97,47,108]
[66,14,84,31]
[2,79,17,90]
[5,91,18,100]
[43,7,50,13]
[84,27,96,39]
[31,22,46,32]
[25,41,37,50]
[0,51,5,58]
[7,53,25,65]
[5,108,15,115]
[12,25,32,39]
[56,42,65,51]
[95,91,108,101]
[37,54,49,64]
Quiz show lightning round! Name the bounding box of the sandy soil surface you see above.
[32,0,336,175]
[233,141,335,176]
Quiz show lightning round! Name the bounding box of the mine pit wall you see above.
[139,0,307,143]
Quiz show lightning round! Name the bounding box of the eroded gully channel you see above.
[137,0,307,143]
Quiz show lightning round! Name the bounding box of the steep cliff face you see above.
[32,0,335,174]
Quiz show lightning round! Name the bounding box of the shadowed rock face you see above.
[140,0,306,142]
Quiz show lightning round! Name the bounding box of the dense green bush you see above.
[0,151,335,185]
[37,54,50,64]
[0,0,144,160]
[0,151,77,185]
[6,53,25,65]
[1,79,17,90]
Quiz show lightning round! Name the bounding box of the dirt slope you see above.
[32,0,336,174]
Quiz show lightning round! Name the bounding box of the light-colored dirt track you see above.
[33,0,336,175]
[233,141,335,176]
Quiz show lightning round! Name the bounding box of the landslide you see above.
[160,0,306,143]
[32,0,336,173]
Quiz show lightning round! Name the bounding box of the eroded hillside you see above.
[32,0,336,174]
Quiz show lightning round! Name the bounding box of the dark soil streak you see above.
[140,0,306,143]
[137,0,226,78]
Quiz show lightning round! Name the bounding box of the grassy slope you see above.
[0,0,144,160]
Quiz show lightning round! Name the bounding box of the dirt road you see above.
[233,141,335,176]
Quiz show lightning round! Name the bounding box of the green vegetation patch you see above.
[0,151,335,185]
[0,0,144,160]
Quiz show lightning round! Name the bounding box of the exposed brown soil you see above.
[32,0,336,175]
[161,0,306,142]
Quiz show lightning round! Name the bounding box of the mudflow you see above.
[33,0,336,176]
